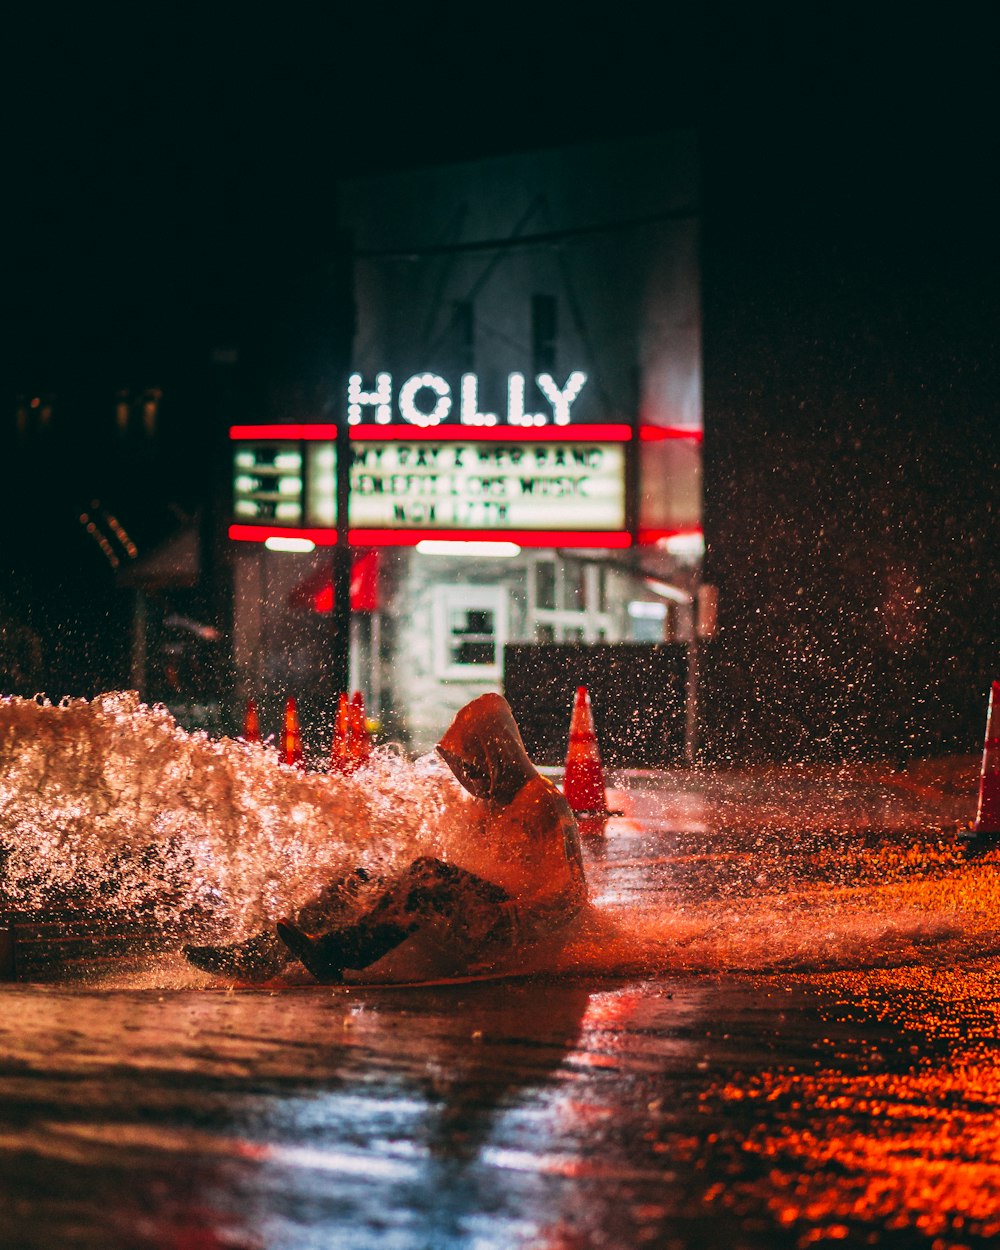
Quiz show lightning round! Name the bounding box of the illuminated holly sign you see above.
[348,371,587,427]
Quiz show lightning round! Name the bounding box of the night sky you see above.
[8,9,991,355]
[3,8,997,752]
[8,9,994,399]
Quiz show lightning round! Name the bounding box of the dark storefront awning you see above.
[116,525,200,591]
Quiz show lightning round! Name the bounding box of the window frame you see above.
[527,557,615,644]
[433,584,508,680]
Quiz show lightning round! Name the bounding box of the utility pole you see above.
[329,229,355,698]
[331,379,352,697]
[683,623,699,766]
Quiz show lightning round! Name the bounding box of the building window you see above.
[595,565,608,613]
[627,599,668,642]
[535,561,556,611]
[565,564,587,612]
[434,586,508,680]
[528,557,616,644]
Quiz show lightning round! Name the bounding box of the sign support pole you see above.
[331,403,352,698]
[330,228,355,699]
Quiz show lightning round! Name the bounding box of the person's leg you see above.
[292,865,376,931]
[278,856,511,982]
[184,867,375,981]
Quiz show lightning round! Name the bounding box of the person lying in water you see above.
[184,693,587,983]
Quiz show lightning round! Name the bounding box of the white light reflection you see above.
[659,530,705,561]
[416,540,520,557]
[265,536,316,553]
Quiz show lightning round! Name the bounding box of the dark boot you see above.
[278,857,511,982]
[184,930,289,982]
[276,918,414,983]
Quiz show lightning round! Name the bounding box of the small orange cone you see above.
[563,686,609,819]
[328,691,373,774]
[972,681,1000,837]
[278,696,304,767]
[241,697,262,744]
[330,692,354,774]
[349,691,373,768]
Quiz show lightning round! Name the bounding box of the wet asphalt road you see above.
[3,763,998,1250]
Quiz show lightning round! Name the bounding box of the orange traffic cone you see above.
[330,691,373,774]
[971,681,1000,840]
[562,686,610,819]
[278,696,304,767]
[330,692,354,774]
[350,691,373,768]
[241,697,262,744]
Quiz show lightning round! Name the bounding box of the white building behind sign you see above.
[229,132,702,749]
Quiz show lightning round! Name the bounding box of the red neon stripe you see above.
[229,424,336,441]
[351,529,632,548]
[230,423,632,443]
[350,423,632,442]
[638,425,704,442]
[229,524,632,550]
[229,525,338,545]
[637,527,704,544]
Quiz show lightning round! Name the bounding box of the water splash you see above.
[0,692,475,941]
[1,692,992,984]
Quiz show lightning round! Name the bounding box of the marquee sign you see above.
[234,446,304,525]
[311,439,624,529]
[230,423,633,548]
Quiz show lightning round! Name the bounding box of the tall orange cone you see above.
[562,686,609,818]
[278,696,304,767]
[241,697,262,744]
[968,681,1000,846]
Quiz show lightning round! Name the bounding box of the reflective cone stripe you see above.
[974,680,1000,834]
[563,685,609,816]
[242,697,262,744]
[278,696,304,767]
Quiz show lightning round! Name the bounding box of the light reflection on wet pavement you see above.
[3,762,999,1250]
